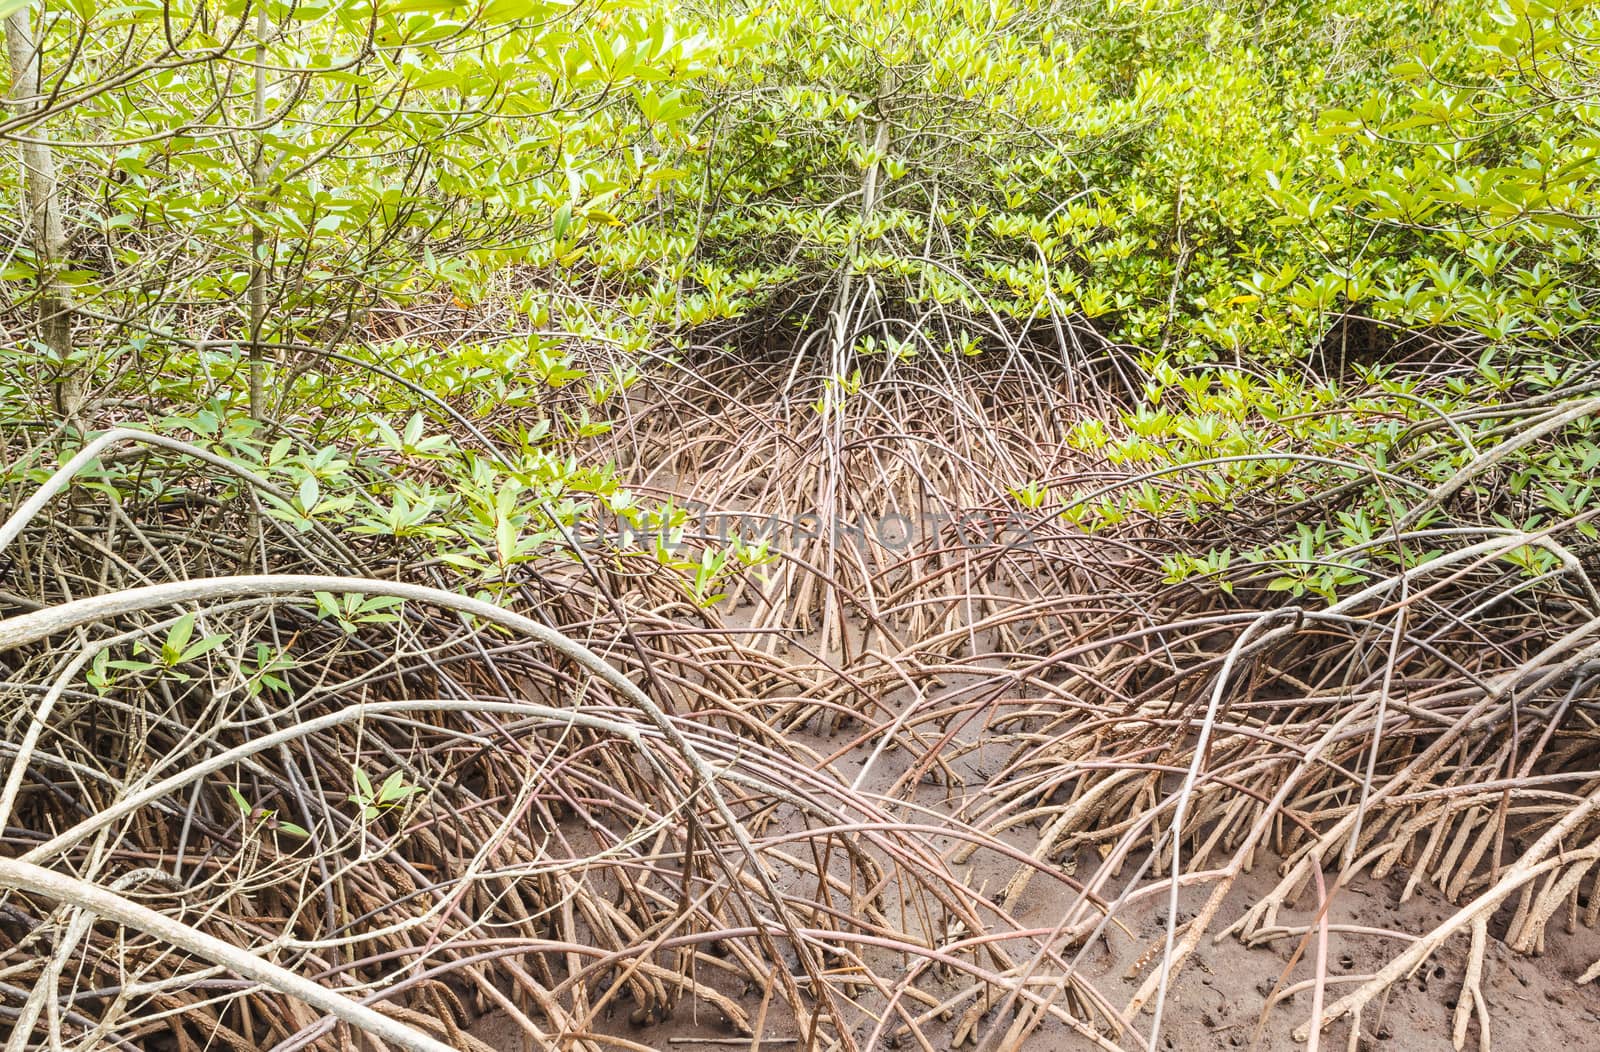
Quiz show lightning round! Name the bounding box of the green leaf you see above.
[162,613,197,665]
[180,633,230,663]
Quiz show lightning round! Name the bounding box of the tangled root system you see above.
[4,349,1600,1051]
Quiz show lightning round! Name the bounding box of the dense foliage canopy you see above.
[6,0,1599,584]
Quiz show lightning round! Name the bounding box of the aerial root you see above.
[1450,916,1490,1052]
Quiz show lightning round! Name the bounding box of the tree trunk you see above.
[4,8,78,420]
[248,5,270,421]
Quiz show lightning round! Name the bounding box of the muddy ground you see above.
[468,768,1600,1050]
